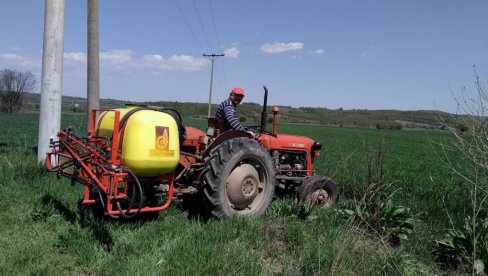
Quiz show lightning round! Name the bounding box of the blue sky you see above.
[1,0,487,113]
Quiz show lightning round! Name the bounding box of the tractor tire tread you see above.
[298,175,339,206]
[202,137,276,218]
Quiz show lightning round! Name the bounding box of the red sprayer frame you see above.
[45,109,175,218]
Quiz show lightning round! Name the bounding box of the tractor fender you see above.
[201,130,252,158]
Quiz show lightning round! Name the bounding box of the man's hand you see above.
[247,131,259,139]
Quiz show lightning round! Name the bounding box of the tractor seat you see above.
[207,118,226,138]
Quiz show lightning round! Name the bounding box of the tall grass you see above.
[0,113,464,274]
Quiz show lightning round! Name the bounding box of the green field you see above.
[0,113,467,275]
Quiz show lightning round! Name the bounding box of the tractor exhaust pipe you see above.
[261,86,268,132]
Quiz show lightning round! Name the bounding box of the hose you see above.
[115,169,144,219]
[91,182,120,219]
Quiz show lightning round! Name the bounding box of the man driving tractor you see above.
[215,87,247,131]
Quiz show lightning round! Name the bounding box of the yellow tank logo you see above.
[150,126,174,157]
[157,127,169,150]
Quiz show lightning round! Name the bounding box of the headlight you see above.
[312,141,322,158]
[312,141,322,151]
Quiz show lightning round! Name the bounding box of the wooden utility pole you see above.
[37,0,65,163]
[203,53,224,118]
[87,0,100,130]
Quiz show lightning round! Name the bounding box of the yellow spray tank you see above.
[96,105,180,177]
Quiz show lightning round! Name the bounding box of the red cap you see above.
[231,87,245,95]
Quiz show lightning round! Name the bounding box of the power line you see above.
[173,0,228,105]
[192,0,213,51]
[207,0,227,94]
[207,0,222,48]
[173,0,204,52]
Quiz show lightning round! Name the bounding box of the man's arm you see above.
[223,105,245,131]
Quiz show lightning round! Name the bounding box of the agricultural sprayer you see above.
[46,87,339,219]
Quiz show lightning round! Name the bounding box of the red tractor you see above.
[46,86,338,219]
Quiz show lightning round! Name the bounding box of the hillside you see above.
[21,92,455,129]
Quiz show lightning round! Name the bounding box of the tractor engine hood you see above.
[259,133,316,151]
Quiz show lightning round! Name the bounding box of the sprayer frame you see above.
[46,109,176,218]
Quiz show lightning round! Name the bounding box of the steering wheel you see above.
[245,125,262,132]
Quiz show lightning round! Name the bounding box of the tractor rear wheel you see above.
[203,137,276,218]
[299,176,339,208]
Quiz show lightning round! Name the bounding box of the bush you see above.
[341,198,415,244]
[454,119,469,133]
[435,216,488,274]
[339,140,415,244]
[376,121,403,130]
[437,70,488,274]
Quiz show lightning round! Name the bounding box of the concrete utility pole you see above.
[37,0,65,163]
[87,0,100,130]
[203,53,224,118]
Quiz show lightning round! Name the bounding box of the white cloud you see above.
[141,54,208,71]
[64,52,86,63]
[9,47,22,52]
[0,53,40,68]
[260,42,304,54]
[314,48,325,55]
[360,46,375,57]
[1,49,208,74]
[0,53,24,61]
[100,49,135,68]
[61,49,208,72]
[95,50,207,71]
[223,47,239,58]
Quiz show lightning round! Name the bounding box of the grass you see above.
[0,113,466,275]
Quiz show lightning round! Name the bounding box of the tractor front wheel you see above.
[203,137,276,218]
[299,176,339,208]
